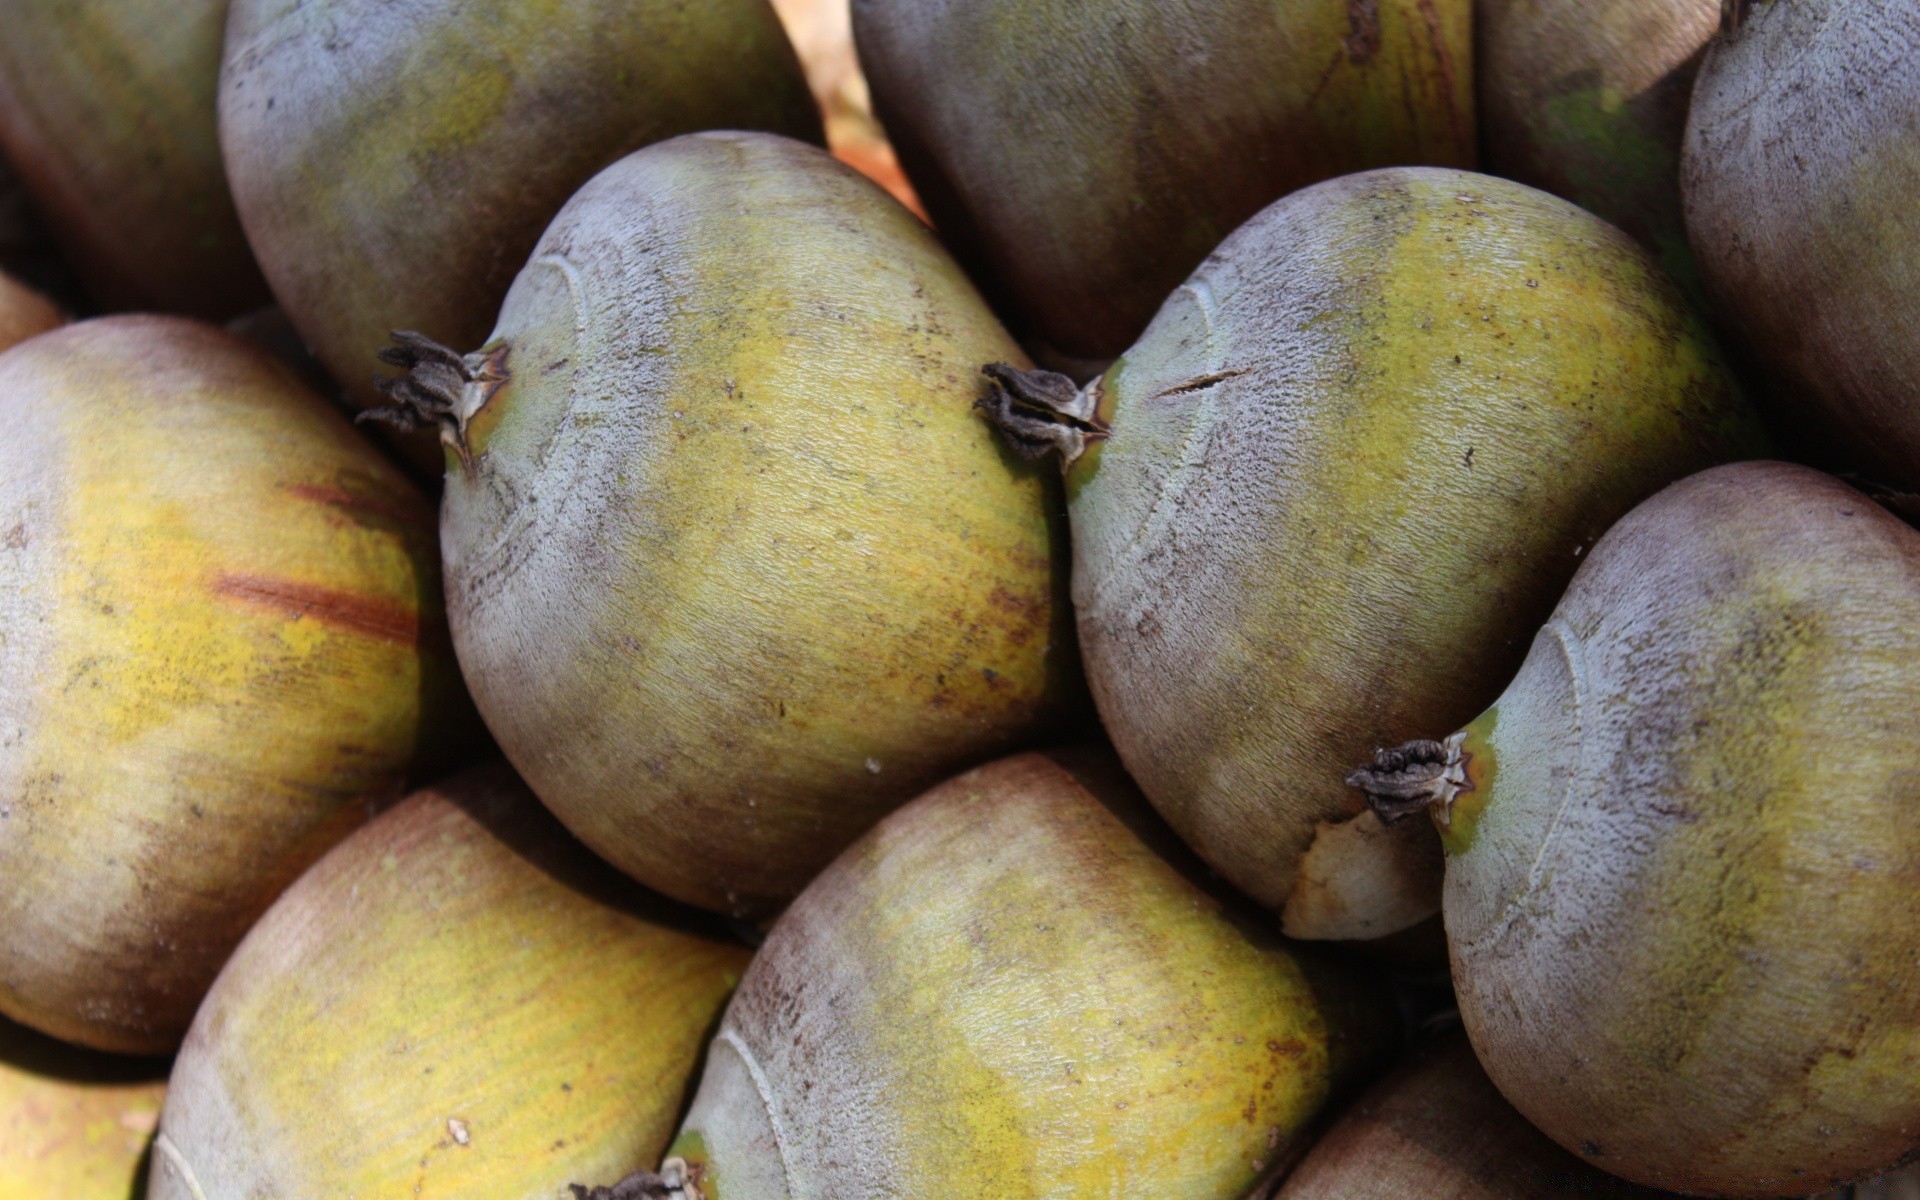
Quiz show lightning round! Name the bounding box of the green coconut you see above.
[1347,462,1920,1195]
[370,132,1079,918]
[0,0,267,317]
[1682,0,1920,483]
[1478,0,1720,294]
[851,0,1475,366]
[979,166,1759,940]
[219,0,821,471]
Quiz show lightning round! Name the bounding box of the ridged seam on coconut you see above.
[371,131,1076,918]
[979,166,1758,940]
[1349,462,1920,1194]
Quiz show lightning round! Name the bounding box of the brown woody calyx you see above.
[976,362,1109,469]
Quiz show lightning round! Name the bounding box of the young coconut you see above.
[372,132,1079,918]
[219,0,820,470]
[0,266,60,353]
[1276,1032,1678,1198]
[0,0,268,318]
[605,749,1397,1200]
[1477,0,1721,294]
[0,315,478,1055]
[148,764,749,1200]
[1346,461,1920,1196]
[850,0,1475,367]
[1683,0,1920,484]
[980,167,1760,941]
[0,1017,166,1198]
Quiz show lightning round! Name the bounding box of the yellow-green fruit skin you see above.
[669,749,1397,1199]
[0,1017,166,1198]
[0,267,60,353]
[1069,166,1759,935]
[1478,0,1719,295]
[0,315,475,1055]
[0,0,268,318]
[443,132,1077,918]
[1682,0,1920,485]
[147,764,750,1200]
[219,0,821,470]
[1442,462,1920,1196]
[1277,1033,1675,1199]
[851,0,1475,365]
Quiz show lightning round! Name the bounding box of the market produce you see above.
[0,0,267,318]
[1683,0,1920,484]
[0,267,60,353]
[0,315,475,1055]
[649,749,1396,1200]
[980,166,1758,938]
[0,1016,165,1198]
[1347,461,1920,1196]
[851,0,1475,366]
[1478,0,1719,291]
[149,764,748,1200]
[372,131,1078,918]
[1276,1032,1675,1198]
[220,0,821,469]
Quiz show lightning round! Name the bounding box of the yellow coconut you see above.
[0,1016,166,1198]
[980,166,1760,940]
[1348,462,1920,1194]
[148,764,749,1199]
[220,0,821,469]
[0,315,477,1055]
[627,749,1397,1200]
[0,0,267,317]
[0,266,60,353]
[374,132,1079,918]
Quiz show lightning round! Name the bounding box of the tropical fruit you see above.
[851,0,1476,366]
[1276,1033,1676,1198]
[372,131,1078,918]
[1478,0,1720,292]
[0,315,475,1054]
[220,0,822,468]
[0,267,60,353]
[979,166,1759,938]
[149,765,749,1200]
[0,0,268,317]
[1347,461,1920,1196]
[645,749,1396,1200]
[0,1016,165,1198]
[1683,0,1920,484]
